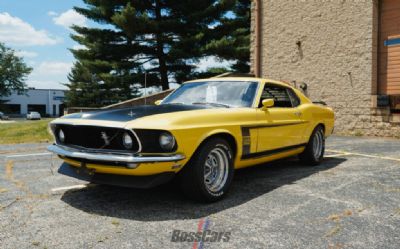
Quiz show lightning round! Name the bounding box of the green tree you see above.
[67,0,249,106]
[64,62,102,107]
[0,42,32,97]
[109,0,236,88]
[71,0,235,90]
[68,0,147,106]
[204,0,250,73]
[65,61,154,107]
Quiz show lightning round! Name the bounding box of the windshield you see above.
[162,81,258,108]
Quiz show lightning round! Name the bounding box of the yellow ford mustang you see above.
[48,77,334,202]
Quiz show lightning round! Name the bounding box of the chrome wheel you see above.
[312,129,324,159]
[204,147,229,193]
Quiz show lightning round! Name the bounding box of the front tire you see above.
[299,125,325,165]
[180,138,234,202]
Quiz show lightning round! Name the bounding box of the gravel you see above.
[0,136,399,249]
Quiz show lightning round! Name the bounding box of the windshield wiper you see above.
[191,102,231,108]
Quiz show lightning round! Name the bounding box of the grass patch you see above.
[0,119,54,144]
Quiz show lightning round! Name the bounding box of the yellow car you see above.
[48,76,334,202]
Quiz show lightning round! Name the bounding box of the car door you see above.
[256,83,307,153]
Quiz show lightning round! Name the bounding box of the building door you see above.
[379,0,400,111]
[27,105,46,116]
[59,104,65,117]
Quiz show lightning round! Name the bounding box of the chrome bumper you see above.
[47,144,185,163]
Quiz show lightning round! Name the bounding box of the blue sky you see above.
[0,0,88,89]
[0,0,230,90]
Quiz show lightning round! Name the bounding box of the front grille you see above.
[54,124,140,152]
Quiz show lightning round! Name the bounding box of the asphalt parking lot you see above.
[0,136,399,249]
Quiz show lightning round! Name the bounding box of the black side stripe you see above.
[240,121,309,160]
[241,127,251,156]
[243,121,309,129]
[241,143,307,160]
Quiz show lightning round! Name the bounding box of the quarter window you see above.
[259,84,294,108]
[287,88,301,107]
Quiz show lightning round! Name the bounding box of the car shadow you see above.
[60,157,346,221]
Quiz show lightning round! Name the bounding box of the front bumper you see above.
[47,144,185,164]
[58,163,175,188]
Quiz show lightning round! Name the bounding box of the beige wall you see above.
[251,0,400,137]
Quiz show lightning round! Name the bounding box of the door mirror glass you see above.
[154,100,162,105]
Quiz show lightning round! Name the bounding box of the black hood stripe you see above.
[62,104,208,122]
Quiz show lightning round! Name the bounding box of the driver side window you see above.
[259,84,294,108]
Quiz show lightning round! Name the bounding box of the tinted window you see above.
[259,84,293,108]
[287,88,301,107]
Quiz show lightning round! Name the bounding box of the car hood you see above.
[52,104,256,130]
[61,104,208,122]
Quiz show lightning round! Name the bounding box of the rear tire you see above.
[299,125,325,166]
[180,138,234,202]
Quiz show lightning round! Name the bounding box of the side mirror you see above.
[154,100,162,105]
[261,99,274,109]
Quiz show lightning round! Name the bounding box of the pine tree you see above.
[112,0,235,88]
[67,0,248,106]
[69,0,145,106]
[64,62,102,107]
[204,0,250,73]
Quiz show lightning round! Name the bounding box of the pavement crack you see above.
[5,160,14,180]
[0,198,18,211]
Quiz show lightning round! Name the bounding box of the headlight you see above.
[159,132,176,151]
[122,132,133,149]
[58,129,65,143]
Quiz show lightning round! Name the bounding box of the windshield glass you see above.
[162,81,258,108]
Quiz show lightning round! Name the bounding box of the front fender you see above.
[171,127,241,167]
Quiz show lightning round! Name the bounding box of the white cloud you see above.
[47,11,58,16]
[14,50,38,58]
[34,61,73,76]
[53,9,87,29]
[0,12,59,46]
[27,61,73,89]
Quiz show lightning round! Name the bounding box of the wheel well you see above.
[317,123,325,132]
[314,123,326,137]
[199,133,237,158]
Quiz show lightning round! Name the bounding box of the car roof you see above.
[184,77,294,88]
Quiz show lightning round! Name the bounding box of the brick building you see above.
[251,0,400,137]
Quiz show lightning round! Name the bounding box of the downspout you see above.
[376,0,381,96]
[254,0,262,77]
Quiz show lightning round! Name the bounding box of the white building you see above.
[0,89,66,117]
